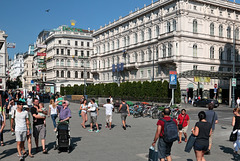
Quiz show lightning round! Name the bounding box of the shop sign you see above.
[38,59,45,63]
[37,52,46,56]
[62,26,83,33]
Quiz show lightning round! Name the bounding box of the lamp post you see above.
[232,23,236,108]
[81,62,86,96]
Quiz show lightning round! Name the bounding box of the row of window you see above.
[95,20,176,54]
[58,40,91,47]
[56,71,90,79]
[56,49,91,57]
[56,59,90,67]
[193,20,239,39]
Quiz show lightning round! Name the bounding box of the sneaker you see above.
[123,126,126,130]
[11,132,15,136]
[19,156,23,161]
[96,130,100,133]
[88,129,93,132]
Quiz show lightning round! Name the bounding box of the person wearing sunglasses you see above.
[57,100,71,123]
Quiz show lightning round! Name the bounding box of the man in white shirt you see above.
[11,101,30,161]
[87,99,99,133]
[103,99,114,130]
[8,99,17,136]
[27,96,33,108]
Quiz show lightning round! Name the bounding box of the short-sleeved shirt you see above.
[57,97,63,105]
[49,104,58,115]
[12,110,29,131]
[157,116,178,137]
[31,106,44,126]
[9,105,17,115]
[19,98,26,102]
[195,121,212,146]
[88,103,98,117]
[57,105,71,121]
[205,110,218,131]
[177,114,190,127]
[103,103,114,115]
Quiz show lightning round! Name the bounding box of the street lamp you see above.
[232,23,236,108]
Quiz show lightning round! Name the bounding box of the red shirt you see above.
[177,114,190,127]
[157,116,178,137]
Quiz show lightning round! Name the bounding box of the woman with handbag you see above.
[192,111,212,161]
[232,107,240,154]
[177,109,190,143]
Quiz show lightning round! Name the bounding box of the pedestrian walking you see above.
[30,98,48,154]
[8,99,17,136]
[57,100,72,123]
[0,105,5,146]
[118,100,130,130]
[23,105,34,158]
[80,99,88,129]
[177,109,190,143]
[19,95,26,103]
[237,97,240,108]
[232,108,240,154]
[11,101,30,161]
[27,96,33,108]
[87,99,99,133]
[192,111,212,161]
[205,103,218,155]
[3,98,9,119]
[103,99,114,130]
[152,108,178,161]
[48,99,58,132]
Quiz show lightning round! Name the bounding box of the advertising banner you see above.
[7,43,16,48]
[194,77,210,83]
[37,52,46,56]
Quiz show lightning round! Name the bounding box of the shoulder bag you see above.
[178,114,186,130]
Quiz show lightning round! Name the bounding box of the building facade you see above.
[22,44,34,91]
[9,53,24,80]
[0,30,8,90]
[92,0,240,102]
[34,25,93,93]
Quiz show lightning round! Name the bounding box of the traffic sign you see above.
[232,78,237,87]
[169,71,177,89]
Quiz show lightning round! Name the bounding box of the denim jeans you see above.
[51,114,58,128]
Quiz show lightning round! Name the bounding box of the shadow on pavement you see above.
[0,147,18,160]
[219,145,240,160]
[4,138,16,146]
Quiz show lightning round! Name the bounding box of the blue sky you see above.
[0,0,238,59]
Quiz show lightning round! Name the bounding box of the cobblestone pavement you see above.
[0,102,238,161]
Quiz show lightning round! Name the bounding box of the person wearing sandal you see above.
[232,107,240,154]
[48,99,58,132]
[80,99,88,129]
[177,109,190,143]
[24,105,34,158]
[0,104,6,146]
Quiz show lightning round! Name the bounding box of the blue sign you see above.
[117,64,120,72]
[31,80,34,85]
[120,63,124,71]
[112,64,115,72]
[214,88,217,93]
[169,74,177,85]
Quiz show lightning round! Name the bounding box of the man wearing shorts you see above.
[31,98,48,154]
[119,100,130,130]
[177,109,190,143]
[88,99,99,133]
[103,99,114,130]
[11,101,30,161]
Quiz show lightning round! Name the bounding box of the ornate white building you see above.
[34,25,93,93]
[9,53,24,80]
[92,0,240,102]
[0,30,8,90]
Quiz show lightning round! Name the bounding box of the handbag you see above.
[230,131,237,141]
[148,146,158,161]
[178,114,186,130]
[184,134,197,153]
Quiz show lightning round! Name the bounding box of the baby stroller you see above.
[54,121,71,153]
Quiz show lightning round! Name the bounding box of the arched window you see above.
[81,71,84,78]
[135,52,138,62]
[117,56,120,64]
[148,28,152,40]
[103,60,105,68]
[67,71,70,78]
[193,19,197,33]
[112,56,115,64]
[219,47,223,60]
[167,21,171,32]
[87,72,90,79]
[156,25,160,37]
[141,31,144,42]
[168,43,172,56]
[123,37,126,47]
[156,46,159,59]
[210,46,214,59]
[67,59,71,66]
[103,44,106,52]
[56,71,59,77]
[227,48,231,61]
[61,59,64,66]
[163,44,166,58]
[61,71,64,77]
[193,44,197,57]
[210,23,214,36]
[135,33,138,43]
[236,28,239,40]
[56,59,59,66]
[173,19,176,31]
[219,25,223,37]
[75,71,78,78]
[127,36,130,46]
[127,54,130,64]
[112,41,115,50]
[141,51,144,62]
[227,26,231,38]
[107,43,110,51]
[108,58,110,67]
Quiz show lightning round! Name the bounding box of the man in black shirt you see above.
[31,98,48,154]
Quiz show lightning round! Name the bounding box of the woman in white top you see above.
[80,99,88,129]
[48,99,58,131]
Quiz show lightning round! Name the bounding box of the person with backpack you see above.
[192,111,212,161]
[152,108,178,161]
[177,109,190,143]
[205,103,218,155]
[231,108,240,154]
